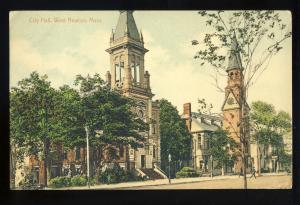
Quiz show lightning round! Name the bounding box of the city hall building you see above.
[13,11,166,188]
[105,10,163,174]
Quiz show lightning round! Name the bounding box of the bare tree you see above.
[192,10,291,189]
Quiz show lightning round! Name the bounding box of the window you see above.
[152,125,156,134]
[136,64,140,83]
[115,62,124,82]
[64,152,68,160]
[131,62,135,82]
[153,145,156,158]
[119,146,124,158]
[198,134,201,149]
[120,62,124,81]
[115,63,120,81]
[75,147,81,161]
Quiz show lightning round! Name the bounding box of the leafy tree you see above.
[159,99,192,176]
[250,101,292,174]
[10,72,148,187]
[73,74,148,179]
[10,72,61,186]
[192,10,291,189]
[206,129,238,175]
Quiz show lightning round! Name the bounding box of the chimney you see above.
[183,103,192,131]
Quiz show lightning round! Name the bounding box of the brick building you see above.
[13,11,166,188]
[221,33,251,174]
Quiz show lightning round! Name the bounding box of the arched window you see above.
[131,61,135,82]
[115,61,124,82]
[136,64,140,83]
[115,63,120,81]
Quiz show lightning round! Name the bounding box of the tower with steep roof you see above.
[106,11,161,171]
[222,33,251,173]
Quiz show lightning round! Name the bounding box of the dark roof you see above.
[114,11,141,41]
[226,33,243,72]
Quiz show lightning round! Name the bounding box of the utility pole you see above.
[210,155,213,178]
[168,153,171,184]
[85,125,90,188]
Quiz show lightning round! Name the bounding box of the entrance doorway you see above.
[141,155,145,168]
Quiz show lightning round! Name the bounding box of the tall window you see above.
[131,62,135,82]
[120,62,124,81]
[119,146,124,158]
[115,63,120,82]
[152,125,156,134]
[198,134,201,149]
[64,152,68,160]
[136,64,140,83]
[115,62,124,82]
[153,145,156,158]
[75,147,81,161]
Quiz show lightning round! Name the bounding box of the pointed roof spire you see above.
[110,29,114,41]
[226,31,243,71]
[114,10,141,41]
[140,29,144,42]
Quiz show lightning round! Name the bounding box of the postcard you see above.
[9,10,292,190]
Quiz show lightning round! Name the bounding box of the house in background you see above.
[182,103,230,175]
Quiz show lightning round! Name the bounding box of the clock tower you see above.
[222,33,250,173]
[105,11,161,170]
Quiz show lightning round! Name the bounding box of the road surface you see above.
[122,175,292,189]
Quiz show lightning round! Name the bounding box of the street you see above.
[121,175,292,189]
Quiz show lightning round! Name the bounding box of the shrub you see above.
[49,176,71,188]
[176,167,200,178]
[99,163,143,184]
[70,176,87,186]
[90,177,97,185]
[20,172,41,190]
[260,168,270,173]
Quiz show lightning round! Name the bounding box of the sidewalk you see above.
[45,172,288,190]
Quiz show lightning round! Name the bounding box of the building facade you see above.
[182,103,229,175]
[13,11,164,188]
[105,11,161,171]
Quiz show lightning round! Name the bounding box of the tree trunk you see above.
[10,144,16,189]
[221,164,224,176]
[257,146,261,176]
[43,137,51,187]
[243,155,247,189]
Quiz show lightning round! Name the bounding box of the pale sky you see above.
[9,11,292,116]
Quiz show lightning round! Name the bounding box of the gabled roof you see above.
[190,117,219,133]
[114,10,141,42]
[226,32,243,72]
[221,89,240,111]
